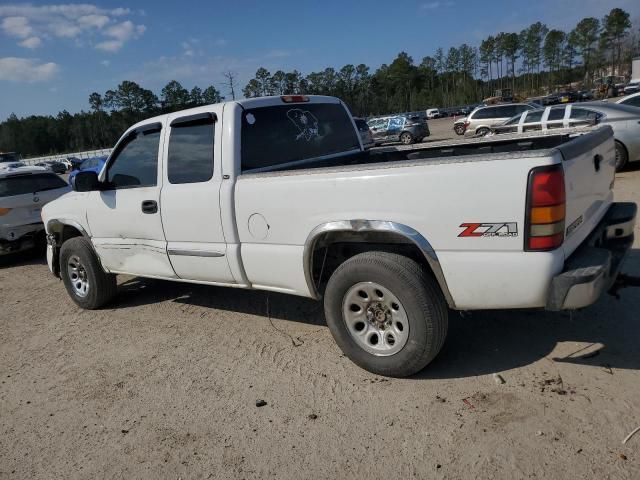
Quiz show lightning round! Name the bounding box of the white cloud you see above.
[265,49,292,58]
[19,36,42,49]
[95,40,121,52]
[100,60,110,67]
[421,1,454,9]
[0,4,145,52]
[0,57,59,82]
[214,38,227,47]
[2,16,32,38]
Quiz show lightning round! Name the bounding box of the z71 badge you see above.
[458,222,518,238]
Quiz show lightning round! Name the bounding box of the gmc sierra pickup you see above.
[42,95,637,377]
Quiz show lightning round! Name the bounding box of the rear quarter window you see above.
[241,103,361,172]
[0,173,67,197]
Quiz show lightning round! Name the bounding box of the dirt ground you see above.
[1,160,639,479]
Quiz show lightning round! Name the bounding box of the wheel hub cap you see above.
[342,282,409,356]
[67,255,90,298]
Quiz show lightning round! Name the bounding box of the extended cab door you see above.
[87,123,175,277]
[159,109,235,283]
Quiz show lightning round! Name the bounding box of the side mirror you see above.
[73,171,100,192]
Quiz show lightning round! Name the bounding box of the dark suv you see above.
[367,115,430,145]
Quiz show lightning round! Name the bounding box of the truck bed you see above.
[268,127,600,173]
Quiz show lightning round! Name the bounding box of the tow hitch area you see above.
[609,273,640,299]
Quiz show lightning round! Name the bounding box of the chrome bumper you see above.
[547,202,637,310]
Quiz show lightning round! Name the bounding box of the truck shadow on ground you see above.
[117,249,640,379]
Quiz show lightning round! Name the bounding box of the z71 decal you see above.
[458,222,518,238]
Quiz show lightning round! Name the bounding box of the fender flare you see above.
[303,220,455,308]
[46,218,90,241]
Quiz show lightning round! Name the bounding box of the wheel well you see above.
[47,223,84,277]
[309,231,442,298]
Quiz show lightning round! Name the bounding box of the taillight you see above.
[464,121,470,128]
[281,95,309,103]
[0,207,12,216]
[525,165,565,251]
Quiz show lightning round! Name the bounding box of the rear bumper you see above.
[546,202,637,310]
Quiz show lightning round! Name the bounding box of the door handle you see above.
[141,200,158,214]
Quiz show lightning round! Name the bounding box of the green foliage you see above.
[1,8,636,157]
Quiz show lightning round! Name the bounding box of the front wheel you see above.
[60,237,117,309]
[399,132,414,145]
[615,141,628,171]
[476,127,490,137]
[324,252,448,377]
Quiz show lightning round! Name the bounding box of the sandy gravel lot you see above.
[1,165,639,479]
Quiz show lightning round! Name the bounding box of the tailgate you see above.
[557,126,616,257]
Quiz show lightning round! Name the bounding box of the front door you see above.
[86,123,175,278]
[159,109,235,283]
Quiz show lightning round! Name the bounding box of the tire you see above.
[60,237,117,309]
[476,127,490,137]
[324,252,448,377]
[399,132,414,145]
[454,124,465,136]
[615,141,628,171]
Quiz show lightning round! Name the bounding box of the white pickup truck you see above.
[42,95,637,377]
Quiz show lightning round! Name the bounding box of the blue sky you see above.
[1,0,639,120]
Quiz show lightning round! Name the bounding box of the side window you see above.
[524,110,544,124]
[107,126,161,189]
[622,96,640,107]
[547,107,566,121]
[570,108,601,126]
[495,106,514,118]
[473,108,493,119]
[167,118,214,184]
[523,111,543,132]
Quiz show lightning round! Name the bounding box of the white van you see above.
[426,108,441,119]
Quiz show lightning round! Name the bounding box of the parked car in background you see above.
[491,102,640,170]
[0,162,26,170]
[624,81,640,95]
[0,152,22,163]
[616,92,640,108]
[453,117,466,135]
[578,90,594,101]
[1,166,70,255]
[68,156,107,185]
[353,118,375,149]
[426,108,441,119]
[463,103,535,136]
[35,161,67,174]
[367,114,429,145]
[68,157,84,171]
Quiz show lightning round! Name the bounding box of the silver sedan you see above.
[492,102,640,170]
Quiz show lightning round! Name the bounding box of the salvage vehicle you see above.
[68,156,107,186]
[42,95,637,377]
[463,103,535,136]
[367,114,429,145]
[491,103,640,170]
[1,166,70,255]
[353,118,375,149]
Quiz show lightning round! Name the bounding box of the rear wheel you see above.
[324,252,448,377]
[615,141,628,171]
[60,237,116,309]
[454,123,465,135]
[399,132,414,145]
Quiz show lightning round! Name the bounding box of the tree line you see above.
[0,7,637,157]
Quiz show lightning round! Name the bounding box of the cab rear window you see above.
[240,103,361,172]
[0,173,68,197]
